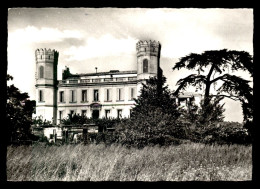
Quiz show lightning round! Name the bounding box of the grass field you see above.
[6,143,252,181]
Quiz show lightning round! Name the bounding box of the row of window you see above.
[58,109,128,120]
[67,77,137,84]
[38,88,136,102]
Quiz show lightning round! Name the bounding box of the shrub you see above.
[113,109,184,148]
[190,122,252,145]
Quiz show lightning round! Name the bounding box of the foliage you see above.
[114,76,183,148]
[32,116,52,126]
[62,66,72,80]
[131,76,180,117]
[199,122,251,145]
[177,97,251,144]
[60,114,122,130]
[60,114,92,125]
[172,49,253,123]
[6,74,36,143]
[196,96,225,125]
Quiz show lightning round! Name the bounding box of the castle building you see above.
[34,40,201,125]
[35,40,162,124]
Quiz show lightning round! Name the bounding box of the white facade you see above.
[56,71,138,123]
[34,40,201,125]
[34,40,162,124]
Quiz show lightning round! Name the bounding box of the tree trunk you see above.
[204,63,215,106]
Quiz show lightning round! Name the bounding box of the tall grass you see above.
[7,143,252,181]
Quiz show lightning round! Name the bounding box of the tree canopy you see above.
[6,74,36,143]
[114,76,184,147]
[131,76,180,118]
[172,49,253,123]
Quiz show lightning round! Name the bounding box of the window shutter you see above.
[104,89,107,101]
[116,88,119,101]
[69,90,72,102]
[108,89,112,101]
[133,88,136,99]
[121,88,124,100]
[74,90,77,102]
[128,88,132,100]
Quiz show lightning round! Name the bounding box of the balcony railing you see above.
[60,77,137,84]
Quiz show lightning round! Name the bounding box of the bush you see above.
[189,122,252,145]
[112,109,185,148]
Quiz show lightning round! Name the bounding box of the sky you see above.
[7,8,253,123]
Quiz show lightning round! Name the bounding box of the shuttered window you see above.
[39,90,44,102]
[94,89,99,101]
[117,109,122,118]
[116,88,124,101]
[104,88,112,101]
[129,87,135,100]
[81,110,87,116]
[105,110,111,118]
[59,91,64,102]
[82,90,87,102]
[69,90,77,103]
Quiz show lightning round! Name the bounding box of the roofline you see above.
[68,70,137,78]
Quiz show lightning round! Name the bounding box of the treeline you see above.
[53,76,252,148]
[6,49,253,147]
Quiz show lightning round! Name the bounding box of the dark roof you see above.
[68,70,137,78]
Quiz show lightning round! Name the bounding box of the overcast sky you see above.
[7,8,253,122]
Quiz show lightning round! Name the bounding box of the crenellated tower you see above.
[136,40,162,96]
[35,48,59,124]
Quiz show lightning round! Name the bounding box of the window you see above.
[117,109,122,118]
[82,110,87,116]
[104,78,113,82]
[59,111,63,121]
[92,79,101,82]
[105,89,112,101]
[82,90,87,102]
[69,80,78,84]
[129,87,135,100]
[81,79,91,83]
[39,90,44,102]
[93,89,99,101]
[39,66,44,78]
[70,110,75,116]
[48,55,50,59]
[116,78,124,81]
[143,59,148,73]
[130,109,133,117]
[117,88,124,101]
[59,91,64,102]
[179,98,187,106]
[105,110,111,118]
[70,90,76,103]
[128,77,136,81]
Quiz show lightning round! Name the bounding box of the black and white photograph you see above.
[6,8,253,181]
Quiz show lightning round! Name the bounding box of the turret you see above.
[136,40,161,95]
[35,48,59,124]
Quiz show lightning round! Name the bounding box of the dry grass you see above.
[7,143,252,181]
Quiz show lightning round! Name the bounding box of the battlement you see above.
[35,48,59,63]
[136,40,160,48]
[136,40,161,57]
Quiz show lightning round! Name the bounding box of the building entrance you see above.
[92,110,99,119]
